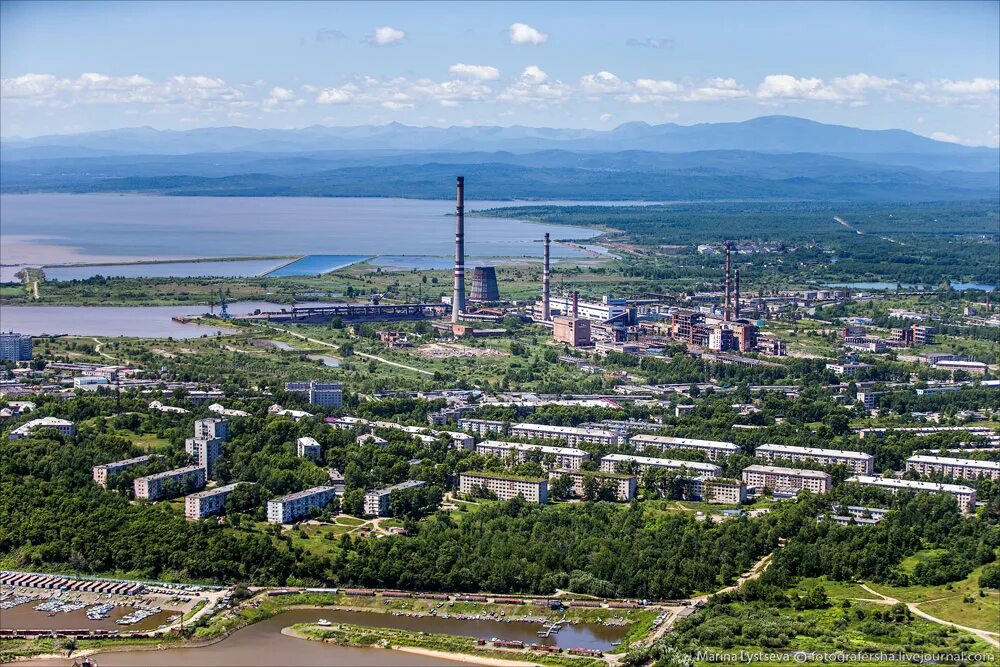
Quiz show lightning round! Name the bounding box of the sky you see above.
[1,0,998,146]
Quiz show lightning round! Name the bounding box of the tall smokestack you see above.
[723,242,731,321]
[452,176,466,323]
[572,290,579,318]
[542,233,551,321]
[734,268,741,320]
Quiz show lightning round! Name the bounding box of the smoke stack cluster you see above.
[734,268,741,320]
[542,233,551,321]
[451,176,466,323]
[572,290,579,318]
[723,242,732,321]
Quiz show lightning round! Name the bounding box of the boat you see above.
[316,619,332,627]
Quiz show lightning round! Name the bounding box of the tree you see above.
[550,474,574,500]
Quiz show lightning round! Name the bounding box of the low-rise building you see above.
[134,465,206,501]
[458,418,509,437]
[741,464,832,494]
[185,482,251,520]
[284,381,343,408]
[459,472,548,504]
[933,359,988,375]
[600,453,721,479]
[905,455,1000,481]
[475,440,590,470]
[74,376,110,392]
[8,417,76,440]
[510,422,624,447]
[630,434,740,461]
[362,480,427,517]
[296,436,322,461]
[755,443,874,474]
[92,455,160,488]
[326,468,346,494]
[442,431,475,450]
[549,469,636,501]
[267,485,337,523]
[846,475,977,513]
[703,478,748,504]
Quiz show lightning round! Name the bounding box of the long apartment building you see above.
[92,455,160,488]
[185,482,252,520]
[630,434,740,461]
[742,464,832,494]
[600,453,721,478]
[8,417,76,440]
[549,469,637,502]
[846,475,977,513]
[905,455,1000,482]
[459,472,548,504]
[755,443,874,474]
[457,418,509,437]
[134,465,206,501]
[510,422,625,447]
[285,381,343,408]
[475,440,590,470]
[267,485,337,523]
[363,480,427,517]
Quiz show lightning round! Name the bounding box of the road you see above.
[268,326,433,376]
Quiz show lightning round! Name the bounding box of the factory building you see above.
[755,443,874,474]
[548,294,627,322]
[134,465,206,501]
[459,472,548,504]
[549,469,636,502]
[0,332,33,362]
[267,485,337,523]
[905,455,1000,481]
[458,418,509,437]
[510,422,624,447]
[741,464,832,494]
[846,475,977,513]
[185,482,251,520]
[630,434,740,461]
[92,455,161,488]
[475,440,590,470]
[297,436,322,461]
[363,480,427,517]
[469,267,500,302]
[284,381,343,408]
[8,417,76,440]
[600,453,722,479]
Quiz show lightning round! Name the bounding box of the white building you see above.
[846,475,977,513]
[148,400,190,414]
[741,464,832,494]
[284,381,343,408]
[92,455,160,488]
[208,403,251,418]
[905,455,1000,481]
[296,436,322,461]
[600,453,721,478]
[134,465,206,501]
[475,440,590,470]
[194,417,229,441]
[630,434,740,461]
[185,437,223,478]
[755,443,874,474]
[549,469,636,502]
[704,478,748,504]
[0,332,33,361]
[459,472,548,504]
[510,422,624,447]
[363,480,427,517]
[8,417,76,440]
[185,482,251,520]
[267,486,337,523]
[74,376,110,392]
[458,418,509,437]
[548,294,627,322]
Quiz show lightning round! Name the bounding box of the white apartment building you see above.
[459,472,548,504]
[600,453,722,478]
[741,464,832,494]
[297,436,322,461]
[8,417,76,440]
[185,437,223,477]
[475,440,590,470]
[185,482,250,520]
[267,486,337,523]
[510,422,625,447]
[362,480,427,517]
[134,465,206,501]
[905,455,1000,481]
[549,469,637,502]
[194,417,229,441]
[846,475,977,513]
[285,381,343,408]
[458,418,509,437]
[755,443,874,474]
[704,478,748,504]
[630,434,740,461]
[92,455,159,488]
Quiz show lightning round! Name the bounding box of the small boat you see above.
[316,619,332,627]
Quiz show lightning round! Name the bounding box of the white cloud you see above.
[520,66,548,84]
[448,64,501,81]
[382,100,414,111]
[368,26,405,46]
[626,37,673,49]
[936,78,999,95]
[930,131,961,143]
[580,71,627,96]
[599,112,613,122]
[757,74,835,101]
[316,86,354,104]
[509,23,548,45]
[262,86,304,111]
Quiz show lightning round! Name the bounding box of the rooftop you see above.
[187,482,249,499]
[602,453,722,473]
[512,422,618,437]
[136,465,204,482]
[907,455,1000,470]
[846,475,974,494]
[756,443,873,461]
[270,485,337,503]
[478,440,588,457]
[630,434,739,451]
[742,464,832,479]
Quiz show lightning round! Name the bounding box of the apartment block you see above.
[0,332,33,362]
[703,478,748,504]
[459,472,548,504]
[194,417,229,441]
[475,440,590,470]
[92,455,160,488]
[362,480,427,517]
[630,434,740,461]
[297,436,322,461]
[285,381,343,408]
[549,469,636,501]
[741,464,832,494]
[458,418,509,437]
[267,485,337,523]
[755,443,874,474]
[8,417,76,440]
[185,437,223,478]
[905,455,1000,481]
[185,482,251,520]
[510,422,625,447]
[134,465,206,501]
[600,453,722,479]
[846,475,976,513]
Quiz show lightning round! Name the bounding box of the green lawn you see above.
[899,548,949,575]
[789,577,880,601]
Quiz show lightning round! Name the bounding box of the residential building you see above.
[134,465,206,501]
[356,433,388,446]
[600,453,722,478]
[905,455,1000,481]
[363,480,427,517]
[703,478,748,504]
[550,469,636,501]
[442,431,475,450]
[92,455,160,488]
[846,475,977,513]
[741,464,832,494]
[510,422,624,447]
[630,434,740,461]
[267,485,338,523]
[328,415,371,430]
[284,381,343,408]
[0,332,33,362]
[459,472,548,504]
[185,437,223,478]
[458,418,509,437]
[856,391,884,411]
[475,440,590,470]
[552,316,592,347]
[755,443,874,474]
[933,359,988,375]
[826,362,872,376]
[297,436,322,461]
[194,417,229,441]
[326,468,346,494]
[185,482,251,520]
[8,417,76,440]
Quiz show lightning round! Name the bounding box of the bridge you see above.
[235,303,448,324]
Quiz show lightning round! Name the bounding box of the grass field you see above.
[788,577,879,601]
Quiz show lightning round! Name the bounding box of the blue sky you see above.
[2,1,998,145]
